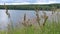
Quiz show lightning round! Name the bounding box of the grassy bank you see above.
[0,21,60,34]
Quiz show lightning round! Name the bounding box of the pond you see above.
[0,9,60,30]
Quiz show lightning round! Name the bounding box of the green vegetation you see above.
[0,3,60,10]
[0,21,60,34]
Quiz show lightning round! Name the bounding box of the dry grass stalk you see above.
[22,13,32,27]
[24,13,26,23]
[42,12,48,26]
[51,6,57,24]
[4,3,10,18]
[22,13,27,27]
[4,3,13,34]
[35,8,40,26]
[51,6,56,14]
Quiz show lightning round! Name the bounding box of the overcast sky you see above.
[0,0,60,3]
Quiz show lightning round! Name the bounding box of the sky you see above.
[0,0,60,4]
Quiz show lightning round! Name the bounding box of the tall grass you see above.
[35,8,40,27]
[11,21,60,34]
[0,5,60,34]
[1,21,60,34]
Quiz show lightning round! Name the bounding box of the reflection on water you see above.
[0,9,60,30]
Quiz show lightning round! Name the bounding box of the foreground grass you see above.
[13,21,60,34]
[0,21,60,34]
[9,21,60,34]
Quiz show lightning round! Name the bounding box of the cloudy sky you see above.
[0,0,60,3]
